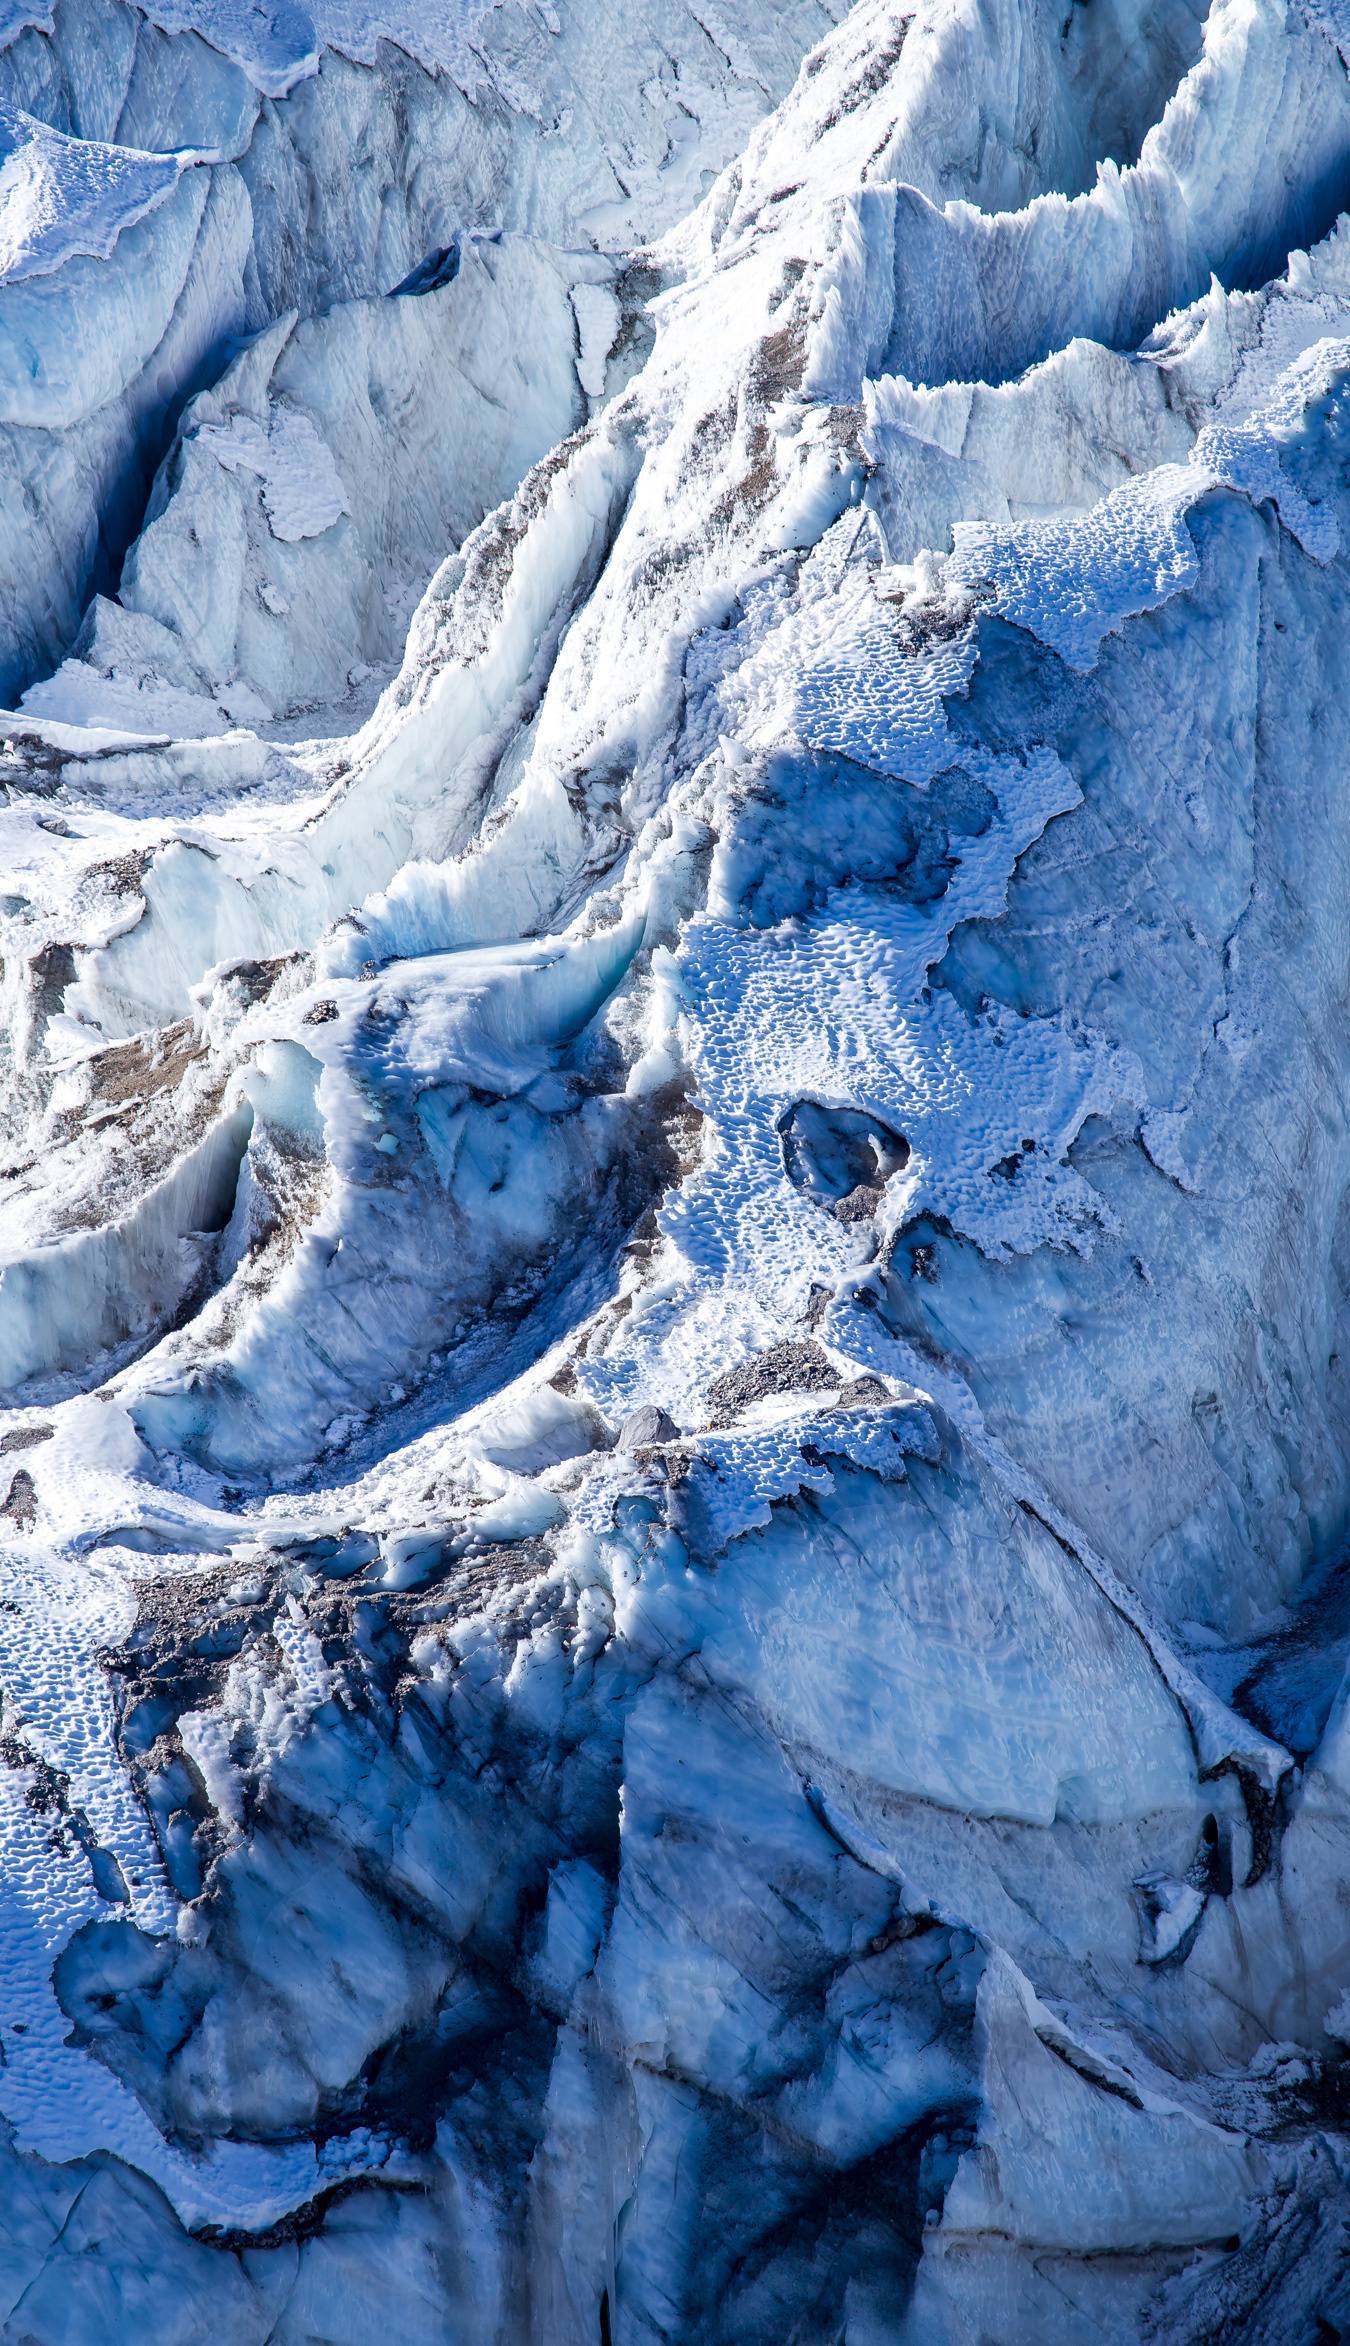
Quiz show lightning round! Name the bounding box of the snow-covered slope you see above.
[0,0,1348,2338]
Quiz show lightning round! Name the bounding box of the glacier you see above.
[0,0,1346,2337]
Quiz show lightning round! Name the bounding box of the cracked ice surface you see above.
[0,0,1347,2338]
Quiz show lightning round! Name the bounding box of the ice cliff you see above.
[0,0,1347,2337]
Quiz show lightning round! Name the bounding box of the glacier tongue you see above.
[0,0,1348,2339]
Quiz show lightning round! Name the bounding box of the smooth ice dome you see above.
[0,0,1346,2339]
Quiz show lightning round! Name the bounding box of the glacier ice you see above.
[0,0,1346,2339]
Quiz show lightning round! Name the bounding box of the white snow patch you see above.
[0,106,184,284]
[198,405,351,542]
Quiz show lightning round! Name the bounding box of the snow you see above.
[26,234,615,735]
[197,405,351,541]
[950,340,1349,671]
[137,0,319,96]
[145,0,527,90]
[570,278,619,401]
[0,3,51,49]
[0,0,1346,2335]
[0,106,184,282]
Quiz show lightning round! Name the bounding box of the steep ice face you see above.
[0,0,843,705]
[0,0,1349,2340]
[29,233,616,733]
